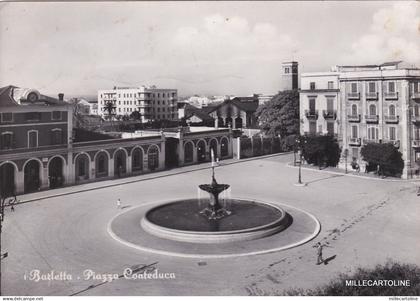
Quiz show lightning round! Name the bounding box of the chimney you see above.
[58,93,64,101]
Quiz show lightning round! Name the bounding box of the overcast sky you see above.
[0,1,419,97]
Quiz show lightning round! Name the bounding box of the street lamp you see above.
[294,136,306,186]
[0,195,10,296]
[344,148,349,174]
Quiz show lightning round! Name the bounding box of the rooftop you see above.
[0,85,67,107]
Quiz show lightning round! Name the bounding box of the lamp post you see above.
[294,135,306,186]
[0,195,10,296]
[344,148,349,174]
[298,149,303,184]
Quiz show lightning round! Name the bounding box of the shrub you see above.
[240,137,253,158]
[253,137,262,156]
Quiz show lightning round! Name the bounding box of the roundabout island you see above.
[108,152,321,258]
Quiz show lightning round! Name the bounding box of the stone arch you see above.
[131,146,144,172]
[114,148,128,177]
[0,161,18,197]
[23,158,43,193]
[209,138,219,159]
[184,140,194,163]
[47,155,66,189]
[147,144,160,171]
[94,150,110,178]
[196,139,207,162]
[220,136,229,158]
[74,152,90,181]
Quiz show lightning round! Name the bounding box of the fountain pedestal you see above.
[199,174,231,220]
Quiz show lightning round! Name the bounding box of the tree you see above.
[360,142,404,177]
[255,90,300,139]
[301,134,341,168]
[102,100,116,121]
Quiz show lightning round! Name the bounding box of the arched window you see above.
[389,105,396,116]
[369,104,376,116]
[210,139,218,159]
[196,140,206,162]
[184,142,193,163]
[75,154,89,180]
[221,137,229,157]
[95,152,109,178]
[351,104,358,116]
[148,145,159,170]
[132,148,143,171]
[114,149,127,177]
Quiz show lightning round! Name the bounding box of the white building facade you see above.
[97,86,178,122]
[300,62,420,179]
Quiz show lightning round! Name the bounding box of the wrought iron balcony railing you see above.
[347,92,360,100]
[366,92,379,100]
[347,114,361,122]
[305,110,319,120]
[365,114,379,123]
[384,92,398,100]
[348,137,361,146]
[384,115,399,123]
[323,110,337,120]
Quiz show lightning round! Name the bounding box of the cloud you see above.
[170,14,297,65]
[343,2,420,65]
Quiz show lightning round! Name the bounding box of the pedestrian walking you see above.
[11,205,14,212]
[117,198,122,209]
[315,242,324,265]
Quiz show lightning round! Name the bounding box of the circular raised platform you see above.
[142,199,288,243]
[108,199,321,258]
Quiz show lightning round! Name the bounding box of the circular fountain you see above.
[140,151,290,243]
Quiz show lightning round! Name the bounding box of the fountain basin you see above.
[141,199,289,243]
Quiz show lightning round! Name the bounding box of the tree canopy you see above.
[360,142,404,177]
[255,90,300,138]
[301,134,341,168]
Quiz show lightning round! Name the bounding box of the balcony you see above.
[348,137,361,146]
[384,115,399,124]
[323,110,337,120]
[305,110,318,120]
[411,93,420,101]
[412,115,420,123]
[366,92,379,100]
[347,114,361,122]
[363,138,380,145]
[347,92,360,100]
[384,92,398,100]
[412,140,420,148]
[383,140,400,148]
[365,114,379,123]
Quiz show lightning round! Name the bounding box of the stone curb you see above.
[286,162,420,183]
[106,198,321,259]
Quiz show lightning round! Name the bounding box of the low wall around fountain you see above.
[141,199,289,243]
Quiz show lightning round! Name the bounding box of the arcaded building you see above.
[299,61,420,178]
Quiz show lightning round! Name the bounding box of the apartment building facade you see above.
[97,86,178,123]
[300,62,420,179]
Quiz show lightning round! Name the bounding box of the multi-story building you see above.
[300,61,420,178]
[97,86,178,123]
[0,86,73,195]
